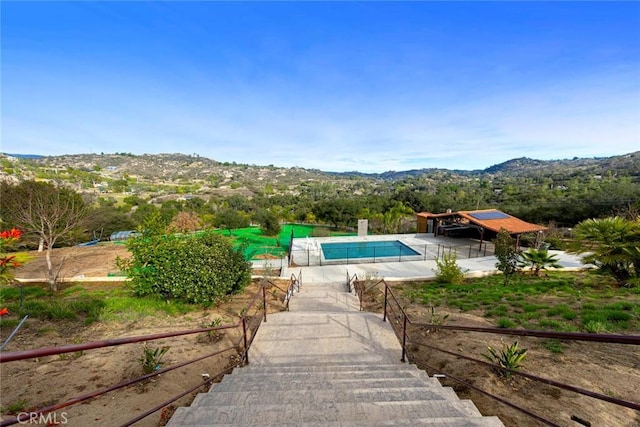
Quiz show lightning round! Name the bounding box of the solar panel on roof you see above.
[469,211,510,220]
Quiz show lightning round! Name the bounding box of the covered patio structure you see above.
[416,209,547,249]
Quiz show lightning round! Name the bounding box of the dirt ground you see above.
[359,283,640,427]
[1,244,288,426]
[3,245,639,426]
[12,243,131,281]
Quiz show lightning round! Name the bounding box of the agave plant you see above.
[482,340,527,377]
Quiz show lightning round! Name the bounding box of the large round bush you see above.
[120,230,251,303]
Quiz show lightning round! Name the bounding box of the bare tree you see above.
[168,211,202,233]
[1,181,88,291]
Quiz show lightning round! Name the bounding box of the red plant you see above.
[1,228,23,282]
[0,228,22,240]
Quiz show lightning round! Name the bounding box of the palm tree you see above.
[518,248,563,276]
[383,202,414,234]
[568,217,640,284]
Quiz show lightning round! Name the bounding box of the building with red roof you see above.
[417,209,547,247]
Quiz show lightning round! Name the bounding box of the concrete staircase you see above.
[167,281,503,426]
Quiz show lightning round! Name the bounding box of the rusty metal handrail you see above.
[368,278,640,424]
[0,323,240,363]
[346,271,358,293]
[119,366,234,427]
[382,280,640,344]
[410,339,640,411]
[0,344,239,427]
[1,281,270,426]
[284,270,302,311]
[412,322,640,345]
[419,359,562,427]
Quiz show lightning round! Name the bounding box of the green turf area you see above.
[401,271,640,334]
[213,224,356,260]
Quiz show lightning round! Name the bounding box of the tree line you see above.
[1,179,638,296]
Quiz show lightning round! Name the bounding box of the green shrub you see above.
[119,229,251,304]
[493,229,520,285]
[433,251,466,285]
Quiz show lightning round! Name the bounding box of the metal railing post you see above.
[383,284,388,322]
[262,284,267,322]
[1,315,29,351]
[401,313,408,362]
[242,316,249,364]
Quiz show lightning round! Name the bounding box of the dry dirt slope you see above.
[14,243,131,281]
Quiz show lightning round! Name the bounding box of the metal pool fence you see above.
[289,240,494,266]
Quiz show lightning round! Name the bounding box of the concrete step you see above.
[295,281,347,291]
[211,377,444,392]
[168,400,484,425]
[223,369,431,382]
[167,417,504,427]
[236,363,419,373]
[191,386,460,406]
[288,291,360,312]
[248,312,402,365]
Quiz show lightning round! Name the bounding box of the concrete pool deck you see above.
[282,233,589,283]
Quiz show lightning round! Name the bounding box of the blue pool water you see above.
[321,240,420,260]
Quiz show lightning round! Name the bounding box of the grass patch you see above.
[522,303,549,313]
[485,305,509,318]
[0,284,202,325]
[101,293,197,322]
[496,318,516,328]
[403,271,639,333]
[1,399,29,415]
[0,317,21,329]
[542,339,565,354]
[546,304,578,320]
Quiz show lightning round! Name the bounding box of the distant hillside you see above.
[328,151,640,180]
[2,151,639,191]
[482,152,640,178]
[0,152,343,198]
[2,153,45,159]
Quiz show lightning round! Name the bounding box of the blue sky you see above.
[2,2,639,172]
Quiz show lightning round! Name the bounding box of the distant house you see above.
[416,209,547,247]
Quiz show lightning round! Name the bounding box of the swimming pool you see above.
[321,240,420,260]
